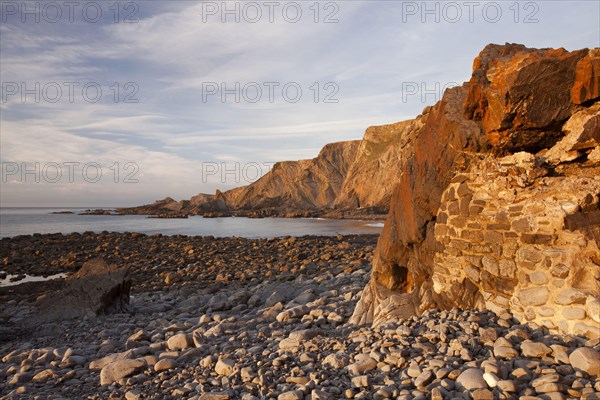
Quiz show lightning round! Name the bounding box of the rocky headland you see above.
[2,43,600,399]
[350,44,600,341]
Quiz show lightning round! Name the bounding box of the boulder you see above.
[208,292,232,311]
[464,43,588,152]
[569,347,600,377]
[215,358,235,375]
[100,359,147,386]
[154,358,177,372]
[347,356,377,375]
[199,393,231,400]
[34,258,131,322]
[323,352,349,369]
[545,102,600,165]
[166,333,191,351]
[456,368,487,391]
[572,48,600,104]
[89,351,133,371]
[277,391,303,400]
[520,341,552,358]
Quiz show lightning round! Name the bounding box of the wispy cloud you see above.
[1,0,598,206]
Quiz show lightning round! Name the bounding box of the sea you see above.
[0,208,385,239]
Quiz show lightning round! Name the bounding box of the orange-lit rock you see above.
[351,44,600,338]
[464,43,588,152]
[572,48,600,105]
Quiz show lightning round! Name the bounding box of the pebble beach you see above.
[1,233,599,399]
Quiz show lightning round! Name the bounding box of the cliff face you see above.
[226,140,361,212]
[126,119,431,217]
[334,118,425,212]
[125,116,427,217]
[351,44,600,339]
[121,140,368,218]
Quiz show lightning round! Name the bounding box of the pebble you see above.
[100,359,147,386]
[215,358,235,376]
[154,358,177,372]
[278,390,304,400]
[569,347,600,377]
[456,368,488,391]
[521,341,553,358]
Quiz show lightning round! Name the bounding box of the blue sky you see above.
[1,0,599,207]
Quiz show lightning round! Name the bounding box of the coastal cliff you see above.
[350,44,600,339]
[120,43,600,337]
[3,44,600,399]
[119,140,383,218]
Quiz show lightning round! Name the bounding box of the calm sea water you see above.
[0,208,384,239]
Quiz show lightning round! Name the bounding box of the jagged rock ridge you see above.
[121,140,380,218]
[121,121,434,218]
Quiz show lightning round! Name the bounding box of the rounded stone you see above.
[520,341,552,358]
[518,287,549,306]
[569,347,600,377]
[456,368,487,391]
[166,333,191,351]
[562,307,586,320]
[529,271,549,285]
[555,289,586,305]
[154,358,177,372]
[585,296,600,323]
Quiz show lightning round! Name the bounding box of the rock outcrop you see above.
[464,44,589,152]
[334,118,425,211]
[34,258,132,322]
[216,140,361,212]
[123,121,444,218]
[351,44,600,339]
[120,140,376,218]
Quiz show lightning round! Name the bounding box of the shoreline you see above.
[0,232,379,303]
[0,215,384,241]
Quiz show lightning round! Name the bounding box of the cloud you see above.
[1,0,599,206]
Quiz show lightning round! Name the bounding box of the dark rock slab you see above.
[34,258,131,322]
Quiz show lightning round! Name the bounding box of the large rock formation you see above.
[350,83,485,325]
[121,140,376,218]
[351,44,600,339]
[334,118,425,211]
[464,44,589,152]
[34,258,132,322]
[217,140,361,212]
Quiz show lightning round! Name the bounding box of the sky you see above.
[1,0,599,207]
